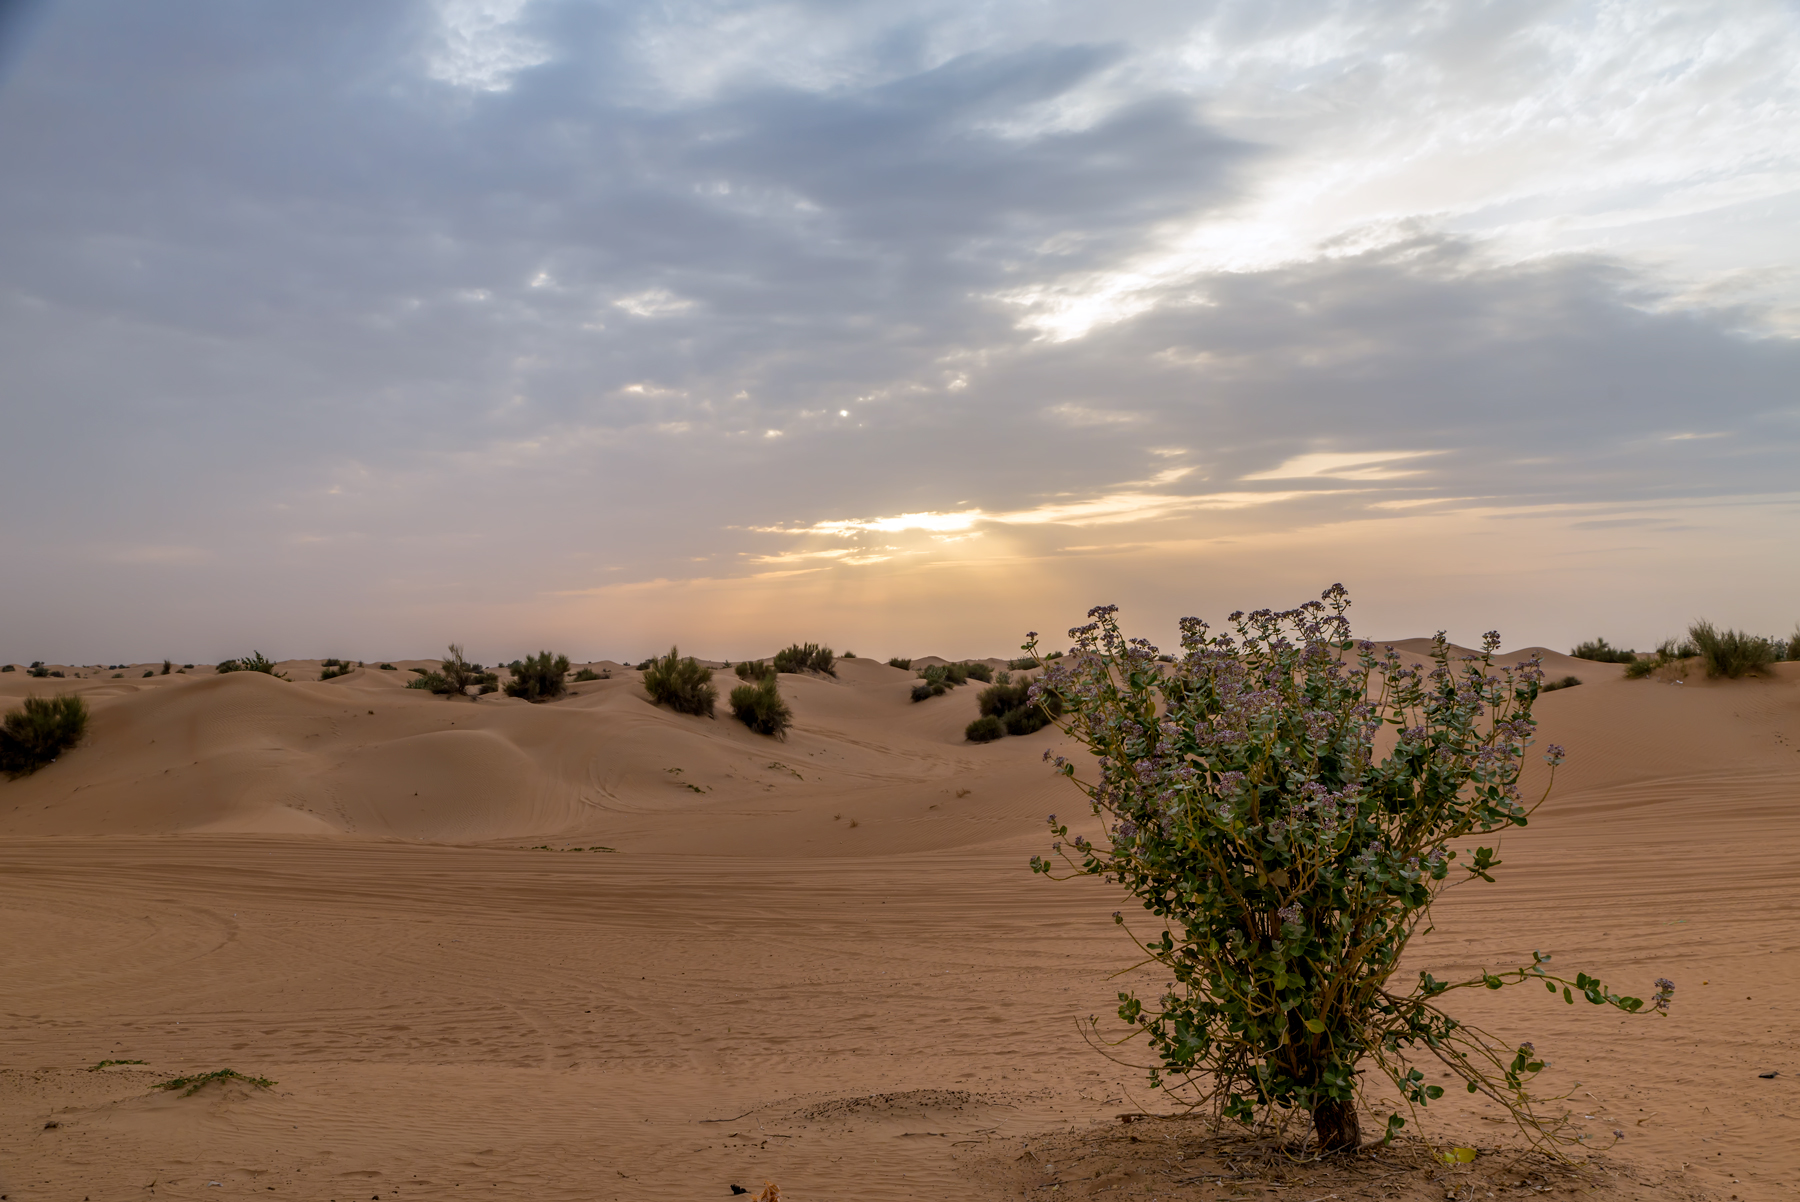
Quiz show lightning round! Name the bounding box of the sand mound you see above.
[1,646,1796,1198]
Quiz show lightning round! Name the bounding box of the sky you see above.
[1,0,1796,665]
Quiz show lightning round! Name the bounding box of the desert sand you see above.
[1,648,1795,1200]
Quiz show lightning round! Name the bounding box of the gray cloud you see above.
[0,0,1795,660]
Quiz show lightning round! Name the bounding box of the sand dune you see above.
[1,650,1796,1199]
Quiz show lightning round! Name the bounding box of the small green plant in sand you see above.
[319,658,354,681]
[1539,675,1581,692]
[572,667,605,682]
[964,714,1005,742]
[730,675,793,738]
[642,646,717,716]
[968,678,1062,740]
[1567,639,1635,664]
[1027,587,1673,1155]
[0,664,13,672]
[216,651,287,678]
[735,659,776,682]
[408,645,499,696]
[912,661,993,702]
[504,650,571,702]
[1,695,89,779]
[773,642,836,675]
[88,1059,147,1071]
[887,657,913,670]
[154,1068,275,1096]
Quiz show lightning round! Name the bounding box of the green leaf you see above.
[1303,1018,1326,1034]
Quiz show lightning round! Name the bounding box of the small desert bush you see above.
[643,646,717,717]
[887,657,912,670]
[0,664,12,672]
[910,682,938,702]
[1623,657,1657,679]
[1658,637,1697,660]
[1787,627,1800,662]
[735,659,776,682]
[505,650,570,702]
[408,645,498,695]
[1007,655,1040,670]
[1688,621,1777,679]
[976,679,1062,736]
[161,659,172,675]
[842,650,857,659]
[964,714,1005,742]
[378,663,397,670]
[773,642,836,675]
[319,660,353,681]
[217,651,286,677]
[572,667,603,682]
[27,662,48,678]
[964,661,994,683]
[1569,639,1635,664]
[1540,675,1581,692]
[1028,589,1671,1153]
[142,670,154,678]
[1,695,89,779]
[730,676,792,738]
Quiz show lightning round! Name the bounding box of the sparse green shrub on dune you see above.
[1540,676,1581,692]
[504,650,571,702]
[1787,627,1800,662]
[773,642,836,675]
[378,663,396,671]
[1,694,89,779]
[216,651,287,679]
[964,661,994,683]
[407,645,499,696]
[161,659,171,675]
[319,658,354,681]
[1007,655,1040,670]
[1027,589,1672,1154]
[1623,657,1656,679]
[0,664,12,673]
[642,646,717,717]
[964,714,1005,742]
[1658,637,1697,661]
[735,659,776,682]
[974,678,1063,736]
[910,682,937,703]
[1569,638,1635,664]
[142,670,154,678]
[730,675,792,738]
[886,657,912,670]
[27,662,48,678]
[1688,621,1777,679]
[842,650,857,659]
[572,667,603,682]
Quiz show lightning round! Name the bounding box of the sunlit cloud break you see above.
[759,489,1322,540]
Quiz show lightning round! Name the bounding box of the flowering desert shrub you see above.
[1027,587,1671,1153]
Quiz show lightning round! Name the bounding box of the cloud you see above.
[0,1,1797,658]
[1242,451,1441,481]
